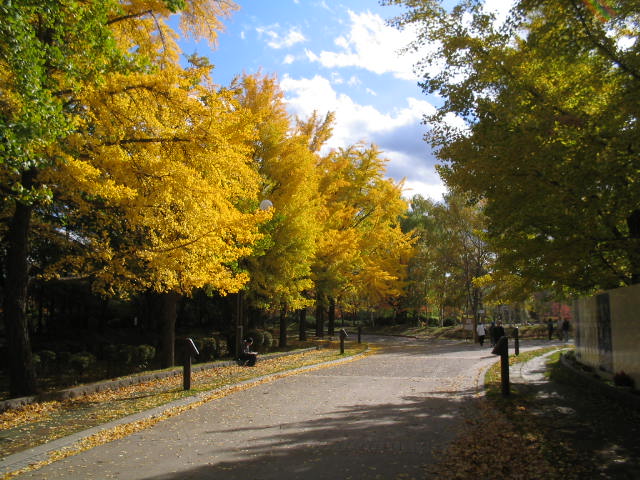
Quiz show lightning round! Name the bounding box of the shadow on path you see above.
[509,361,640,479]
[136,388,479,480]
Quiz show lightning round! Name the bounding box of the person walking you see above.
[561,319,570,342]
[489,321,496,347]
[547,319,554,341]
[476,322,486,347]
[492,321,506,346]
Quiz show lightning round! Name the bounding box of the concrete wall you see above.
[574,284,640,386]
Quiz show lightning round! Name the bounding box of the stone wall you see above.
[573,284,640,386]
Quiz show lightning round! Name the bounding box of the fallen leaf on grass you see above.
[1,346,369,479]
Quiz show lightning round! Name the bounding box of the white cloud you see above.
[366,88,377,96]
[402,178,448,202]
[347,75,361,87]
[280,74,445,200]
[319,1,332,12]
[483,0,516,26]
[283,54,295,64]
[256,25,306,49]
[305,10,424,81]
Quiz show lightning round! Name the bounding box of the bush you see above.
[36,350,56,375]
[133,345,156,370]
[32,353,41,374]
[118,344,136,366]
[246,330,265,349]
[199,337,218,362]
[57,351,72,371]
[70,352,96,375]
[262,330,274,351]
[614,371,636,389]
[427,318,440,327]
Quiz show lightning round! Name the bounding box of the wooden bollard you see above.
[491,336,510,396]
[183,338,200,391]
[339,329,348,354]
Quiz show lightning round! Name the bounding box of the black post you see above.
[500,346,510,396]
[339,329,348,354]
[183,352,192,391]
[183,338,200,391]
[357,325,362,344]
[491,336,510,396]
[513,327,520,356]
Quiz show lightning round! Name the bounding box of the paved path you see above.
[6,336,561,480]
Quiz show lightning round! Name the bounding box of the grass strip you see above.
[0,343,368,461]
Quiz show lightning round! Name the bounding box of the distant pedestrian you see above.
[561,319,570,342]
[476,322,486,347]
[547,319,554,340]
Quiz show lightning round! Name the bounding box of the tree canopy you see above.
[386,0,640,294]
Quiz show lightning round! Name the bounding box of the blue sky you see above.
[178,1,452,201]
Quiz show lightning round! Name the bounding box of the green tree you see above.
[402,192,491,328]
[0,0,241,392]
[0,0,127,396]
[386,0,640,293]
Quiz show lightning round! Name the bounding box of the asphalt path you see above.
[11,336,546,480]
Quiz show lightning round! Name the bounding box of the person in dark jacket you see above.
[489,321,496,346]
[561,319,570,342]
[239,337,258,366]
[547,319,555,340]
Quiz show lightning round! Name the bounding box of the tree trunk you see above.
[159,291,180,368]
[298,308,307,341]
[4,169,38,397]
[327,297,336,337]
[628,209,640,284]
[279,307,287,348]
[315,303,324,337]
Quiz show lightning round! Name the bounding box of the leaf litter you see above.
[1,344,369,479]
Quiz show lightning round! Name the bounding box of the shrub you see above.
[36,350,56,375]
[70,352,96,375]
[246,330,265,349]
[199,337,218,362]
[32,353,41,374]
[262,330,274,351]
[39,350,57,364]
[614,371,635,389]
[427,318,440,327]
[103,344,119,362]
[57,351,72,372]
[133,345,156,370]
[118,344,136,366]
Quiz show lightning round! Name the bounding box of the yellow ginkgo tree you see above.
[313,143,414,335]
[2,0,261,379]
[50,62,269,367]
[234,73,322,347]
